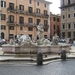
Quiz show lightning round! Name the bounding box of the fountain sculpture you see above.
[2,23,71,54]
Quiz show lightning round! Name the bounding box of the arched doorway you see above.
[1,32,5,39]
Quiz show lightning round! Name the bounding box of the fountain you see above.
[2,23,71,54]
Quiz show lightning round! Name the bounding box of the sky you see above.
[46,0,61,14]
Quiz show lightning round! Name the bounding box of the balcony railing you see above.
[44,24,49,28]
[7,21,17,25]
[7,7,16,13]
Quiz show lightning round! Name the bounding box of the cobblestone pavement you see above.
[0,59,75,75]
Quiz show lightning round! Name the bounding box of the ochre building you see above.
[1,0,51,40]
[50,12,61,39]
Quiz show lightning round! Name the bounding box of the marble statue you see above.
[52,34,59,45]
[37,23,44,39]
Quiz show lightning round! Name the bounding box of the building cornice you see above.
[36,0,52,4]
[59,3,75,9]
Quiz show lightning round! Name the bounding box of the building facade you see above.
[1,0,51,40]
[60,0,75,39]
[50,12,61,39]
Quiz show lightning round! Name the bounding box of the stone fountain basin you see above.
[2,44,71,54]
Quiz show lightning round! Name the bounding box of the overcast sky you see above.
[46,0,61,14]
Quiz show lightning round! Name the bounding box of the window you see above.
[29,34,32,40]
[29,0,32,4]
[68,24,71,29]
[19,16,24,24]
[68,32,71,38]
[28,7,33,13]
[28,18,33,23]
[28,27,33,31]
[1,1,6,7]
[74,24,75,28]
[1,14,6,20]
[9,3,14,10]
[44,10,47,15]
[37,19,40,25]
[44,4,46,8]
[44,28,48,32]
[74,13,75,17]
[1,25,6,30]
[68,0,70,4]
[36,8,40,13]
[62,9,65,12]
[44,20,48,25]
[62,0,64,6]
[9,26,14,30]
[9,15,14,23]
[68,14,70,18]
[57,18,60,22]
[19,5,24,10]
[62,32,65,38]
[74,6,75,10]
[9,34,14,39]
[73,32,75,37]
[44,35,47,39]
[62,24,65,29]
[20,26,23,30]
[53,17,56,21]
[54,25,56,30]
[63,15,65,19]
[37,2,39,6]
[68,7,70,11]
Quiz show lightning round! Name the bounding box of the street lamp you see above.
[0,0,2,39]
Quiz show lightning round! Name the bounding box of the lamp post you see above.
[0,0,2,39]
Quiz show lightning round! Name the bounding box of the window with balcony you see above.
[19,5,24,10]
[44,20,48,25]
[44,10,47,15]
[28,7,33,13]
[36,8,40,13]
[1,25,6,30]
[28,18,33,23]
[1,1,6,7]
[28,27,33,31]
[9,26,14,30]
[9,15,14,23]
[1,14,6,20]
[29,0,32,4]
[20,26,23,30]
[19,17,24,24]
[9,3,14,10]
[37,19,40,25]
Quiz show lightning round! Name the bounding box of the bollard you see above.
[61,49,66,60]
[37,51,43,65]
